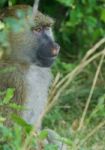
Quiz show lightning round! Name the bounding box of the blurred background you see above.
[0,0,105,149]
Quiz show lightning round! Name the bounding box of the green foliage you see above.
[0,22,9,48]
[38,130,48,140]
[12,114,32,133]
[52,58,76,75]
[56,0,74,7]
[0,88,23,111]
[0,0,7,8]
[44,144,58,150]
[4,17,25,32]
[3,88,15,104]
[0,88,14,105]
[0,124,22,150]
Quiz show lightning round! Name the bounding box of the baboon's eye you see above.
[31,26,43,32]
[31,26,50,34]
[35,27,43,32]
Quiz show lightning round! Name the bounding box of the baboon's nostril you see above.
[51,43,60,56]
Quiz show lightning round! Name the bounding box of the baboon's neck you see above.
[22,64,52,126]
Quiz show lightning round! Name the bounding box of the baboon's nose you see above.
[51,43,60,56]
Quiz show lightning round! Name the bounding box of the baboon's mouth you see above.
[38,54,56,60]
[37,54,56,67]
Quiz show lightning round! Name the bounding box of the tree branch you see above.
[32,0,40,20]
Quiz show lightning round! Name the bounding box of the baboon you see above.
[0,5,67,150]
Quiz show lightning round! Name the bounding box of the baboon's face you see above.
[33,25,60,67]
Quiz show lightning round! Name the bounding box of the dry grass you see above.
[47,38,105,117]
[21,38,105,150]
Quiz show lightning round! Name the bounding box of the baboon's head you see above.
[0,5,60,67]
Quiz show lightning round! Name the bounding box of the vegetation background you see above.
[0,0,105,150]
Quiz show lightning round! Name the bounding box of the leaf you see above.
[11,114,32,133]
[85,16,97,30]
[101,9,105,22]
[9,103,24,110]
[58,137,72,145]
[0,116,5,123]
[45,144,58,150]
[4,17,25,33]
[0,0,7,8]
[70,8,83,26]
[3,88,15,104]
[0,21,5,30]
[56,0,74,7]
[38,130,48,140]
[0,30,9,47]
